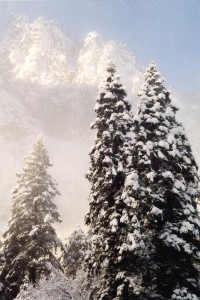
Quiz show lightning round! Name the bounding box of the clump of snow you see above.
[151,206,162,216]
[29,226,39,237]
[104,91,115,99]
[173,179,186,191]
[110,218,118,232]
[162,171,174,180]
[120,212,129,224]
[158,140,169,149]
[160,231,193,254]
[146,171,156,182]
[125,172,140,191]
[44,214,52,223]
[157,150,165,159]
[180,221,194,234]
[127,233,137,250]
[143,140,154,156]
[172,287,198,300]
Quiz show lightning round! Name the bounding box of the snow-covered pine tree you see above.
[86,63,141,299]
[0,137,63,300]
[125,61,200,299]
[61,225,89,277]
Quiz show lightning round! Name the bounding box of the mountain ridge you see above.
[0,14,143,92]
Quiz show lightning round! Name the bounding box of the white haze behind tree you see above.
[0,14,199,238]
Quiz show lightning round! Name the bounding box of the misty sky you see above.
[0,0,199,94]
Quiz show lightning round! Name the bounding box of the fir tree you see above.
[125,62,200,299]
[86,63,139,299]
[61,225,89,277]
[0,137,63,299]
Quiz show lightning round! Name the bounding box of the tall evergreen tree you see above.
[0,137,63,299]
[125,62,200,299]
[86,63,140,299]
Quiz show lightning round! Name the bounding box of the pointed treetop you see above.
[139,61,166,98]
[97,61,122,93]
[25,135,51,167]
[148,60,156,68]
[106,60,116,73]
[32,134,44,148]
[34,133,45,142]
[144,61,164,84]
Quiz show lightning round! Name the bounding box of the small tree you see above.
[0,137,63,299]
[125,62,200,299]
[15,266,90,300]
[86,63,140,299]
[61,225,89,277]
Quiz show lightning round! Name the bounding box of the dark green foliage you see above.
[126,62,200,299]
[86,63,142,299]
[0,137,63,299]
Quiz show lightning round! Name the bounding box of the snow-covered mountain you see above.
[1,15,76,85]
[0,15,198,238]
[0,15,143,91]
[75,31,142,94]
